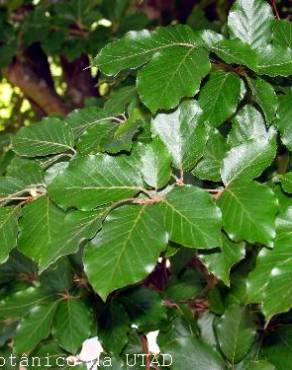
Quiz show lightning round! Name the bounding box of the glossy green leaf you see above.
[0,287,52,319]
[218,181,278,247]
[162,185,222,248]
[137,46,210,112]
[0,177,25,198]
[0,206,21,264]
[215,304,256,364]
[198,71,242,127]
[12,118,75,157]
[228,0,273,48]
[152,100,209,170]
[104,86,137,116]
[14,302,58,355]
[228,105,268,147]
[247,77,278,123]
[246,360,276,370]
[77,121,116,155]
[255,46,292,77]
[275,92,292,151]
[221,133,276,185]
[94,25,198,76]
[273,19,292,48]
[135,139,172,189]
[6,157,44,186]
[84,204,167,301]
[192,129,228,182]
[161,331,225,370]
[53,299,93,354]
[18,196,103,272]
[48,154,143,210]
[247,221,292,320]
[212,39,258,68]
[200,235,245,286]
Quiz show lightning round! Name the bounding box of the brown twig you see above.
[140,334,151,370]
[271,0,280,20]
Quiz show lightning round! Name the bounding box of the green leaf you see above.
[135,139,172,189]
[161,331,225,370]
[104,86,137,116]
[221,133,276,185]
[0,206,21,264]
[165,269,204,301]
[77,121,116,155]
[120,287,167,331]
[218,181,278,247]
[98,301,130,355]
[103,109,142,153]
[0,287,52,319]
[247,224,292,320]
[275,92,292,151]
[18,196,103,272]
[192,129,228,182]
[212,39,258,68]
[200,235,245,286]
[227,105,268,147]
[281,172,292,194]
[246,77,278,123]
[6,158,44,186]
[227,0,273,48]
[53,299,93,354]
[48,154,143,210]
[198,70,242,127]
[14,302,58,355]
[273,19,292,48]
[162,185,222,248]
[94,25,198,76]
[84,204,167,301]
[137,46,210,112]
[151,100,209,170]
[0,177,25,198]
[262,325,292,370]
[255,46,292,77]
[65,107,109,138]
[12,118,75,157]
[215,304,256,364]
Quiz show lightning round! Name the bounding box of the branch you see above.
[3,58,69,116]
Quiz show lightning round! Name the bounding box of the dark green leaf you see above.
[14,302,58,355]
[53,299,93,354]
[137,46,210,112]
[162,185,222,248]
[48,154,143,210]
[215,304,256,364]
[275,92,292,151]
[192,129,228,182]
[218,181,278,247]
[247,77,278,123]
[273,19,292,48]
[84,204,167,301]
[200,235,245,286]
[0,206,21,264]
[12,118,75,157]
[198,70,242,127]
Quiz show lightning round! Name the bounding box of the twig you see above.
[140,334,151,370]
[271,0,280,19]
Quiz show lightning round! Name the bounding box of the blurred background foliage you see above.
[0,0,290,135]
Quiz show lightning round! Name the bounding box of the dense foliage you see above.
[0,0,292,368]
